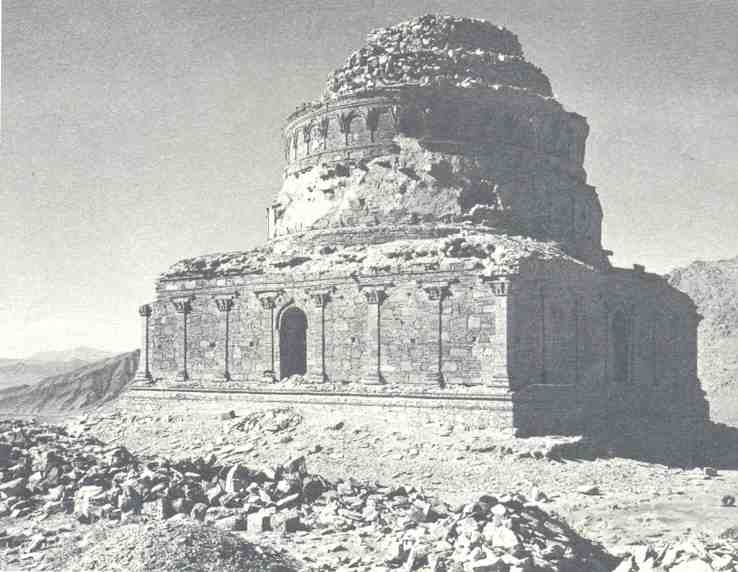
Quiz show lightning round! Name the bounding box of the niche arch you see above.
[279,305,308,379]
[612,308,631,384]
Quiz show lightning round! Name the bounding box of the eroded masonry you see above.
[128,15,708,436]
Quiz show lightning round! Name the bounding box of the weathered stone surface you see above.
[128,13,706,449]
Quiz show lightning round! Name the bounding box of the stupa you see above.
[128,15,708,436]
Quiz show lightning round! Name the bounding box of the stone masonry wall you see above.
[510,262,707,428]
[147,271,511,387]
[146,263,704,411]
[283,90,587,177]
[138,261,706,436]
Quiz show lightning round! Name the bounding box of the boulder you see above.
[140,498,174,520]
[224,464,251,494]
[276,477,300,496]
[467,557,507,572]
[0,477,27,497]
[73,485,106,522]
[169,497,192,515]
[118,485,142,513]
[275,493,300,509]
[486,524,520,549]
[246,510,271,533]
[190,502,208,521]
[213,514,247,531]
[270,509,301,532]
[302,476,325,502]
[283,455,307,476]
[206,484,224,505]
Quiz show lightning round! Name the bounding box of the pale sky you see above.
[2,0,737,358]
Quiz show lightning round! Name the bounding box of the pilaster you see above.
[133,304,153,384]
[171,297,193,382]
[359,284,390,385]
[214,294,236,382]
[255,290,283,382]
[418,281,450,387]
[482,278,513,392]
[306,289,331,383]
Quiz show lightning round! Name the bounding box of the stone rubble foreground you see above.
[0,418,736,571]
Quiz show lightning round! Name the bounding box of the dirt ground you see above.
[81,405,738,552]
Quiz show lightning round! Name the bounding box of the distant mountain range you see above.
[668,255,738,425]
[0,347,118,390]
[0,350,139,415]
[25,346,117,363]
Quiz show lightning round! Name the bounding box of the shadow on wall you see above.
[699,422,738,470]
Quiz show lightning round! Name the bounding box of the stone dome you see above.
[323,14,553,99]
[272,15,606,268]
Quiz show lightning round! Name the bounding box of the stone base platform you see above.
[120,382,586,436]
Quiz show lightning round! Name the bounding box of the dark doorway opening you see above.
[280,306,307,379]
[612,310,630,384]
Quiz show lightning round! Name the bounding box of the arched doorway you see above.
[612,310,630,384]
[279,306,307,379]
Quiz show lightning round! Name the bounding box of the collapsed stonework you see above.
[128,15,708,437]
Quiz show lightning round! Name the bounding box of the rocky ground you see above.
[1,408,738,571]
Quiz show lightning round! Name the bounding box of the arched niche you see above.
[612,309,630,384]
[279,306,308,379]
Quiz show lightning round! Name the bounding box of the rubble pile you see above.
[53,519,298,572]
[229,408,304,434]
[6,419,738,571]
[613,534,738,572]
[163,226,577,282]
[323,14,552,99]
[0,419,623,571]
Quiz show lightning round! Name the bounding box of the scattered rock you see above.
[670,560,714,572]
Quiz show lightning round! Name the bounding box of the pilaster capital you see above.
[486,277,512,297]
[138,304,152,318]
[214,297,234,313]
[363,289,385,305]
[171,297,193,314]
[359,283,392,305]
[306,289,332,308]
[255,290,284,310]
[418,281,449,301]
[214,293,237,312]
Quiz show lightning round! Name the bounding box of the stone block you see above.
[270,509,301,532]
[275,492,300,509]
[214,513,248,531]
[246,510,271,533]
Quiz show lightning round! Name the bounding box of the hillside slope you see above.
[0,358,89,390]
[0,350,139,415]
[668,256,738,423]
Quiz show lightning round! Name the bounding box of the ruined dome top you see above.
[323,14,553,100]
